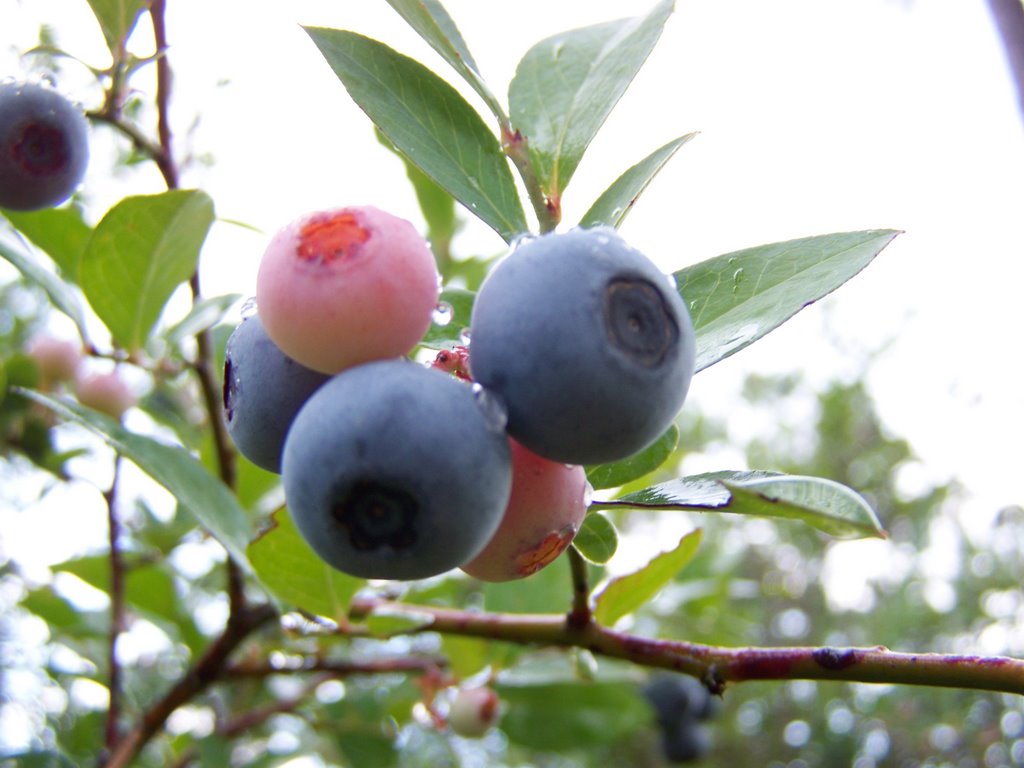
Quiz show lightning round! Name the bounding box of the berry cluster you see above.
[642,674,716,763]
[0,81,89,212]
[224,205,695,582]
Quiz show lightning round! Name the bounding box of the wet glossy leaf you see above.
[722,474,885,539]
[78,190,215,352]
[248,508,363,621]
[586,424,678,490]
[602,470,885,539]
[307,27,527,241]
[580,133,696,228]
[572,512,618,564]
[2,205,92,276]
[382,0,505,120]
[593,528,701,626]
[676,230,901,372]
[497,680,651,750]
[509,0,673,201]
[20,389,255,570]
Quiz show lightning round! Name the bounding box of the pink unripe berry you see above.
[461,439,589,582]
[27,335,82,384]
[447,686,500,737]
[74,370,136,419]
[255,206,440,374]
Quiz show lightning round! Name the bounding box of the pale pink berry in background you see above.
[447,686,501,737]
[27,335,82,384]
[255,205,440,374]
[74,370,136,419]
[461,439,589,582]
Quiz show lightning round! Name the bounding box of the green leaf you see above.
[420,287,473,348]
[603,470,886,539]
[78,190,215,352]
[593,528,701,626]
[306,27,527,242]
[509,0,674,202]
[19,389,255,570]
[2,205,93,276]
[483,552,569,614]
[722,474,885,539]
[586,424,678,490]
[497,680,651,750]
[375,128,457,259]
[365,605,435,637]
[248,508,363,621]
[572,513,618,564]
[677,230,901,372]
[580,133,696,228]
[0,238,88,336]
[85,0,147,54]
[163,293,242,346]
[381,0,506,122]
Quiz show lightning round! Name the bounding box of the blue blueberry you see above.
[643,674,715,726]
[222,314,330,472]
[643,675,715,763]
[469,227,695,464]
[281,360,512,580]
[0,81,89,211]
[661,721,711,763]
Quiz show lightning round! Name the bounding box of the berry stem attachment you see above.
[566,546,592,630]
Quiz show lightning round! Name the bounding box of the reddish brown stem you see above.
[103,458,125,752]
[349,598,1024,696]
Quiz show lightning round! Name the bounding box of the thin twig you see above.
[102,603,278,768]
[103,457,126,753]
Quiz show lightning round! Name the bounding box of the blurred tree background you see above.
[3,267,1021,766]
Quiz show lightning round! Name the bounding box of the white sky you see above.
[2,0,1023,546]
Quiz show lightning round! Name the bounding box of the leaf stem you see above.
[502,125,560,233]
[349,598,1024,696]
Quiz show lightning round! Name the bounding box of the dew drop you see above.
[240,296,258,319]
[459,327,472,345]
[510,232,537,251]
[732,267,745,293]
[471,383,508,432]
[432,301,453,326]
[582,480,594,507]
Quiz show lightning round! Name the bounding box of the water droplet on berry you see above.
[509,232,537,251]
[459,327,472,345]
[471,383,508,432]
[240,296,258,319]
[432,301,453,326]
[582,481,594,507]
